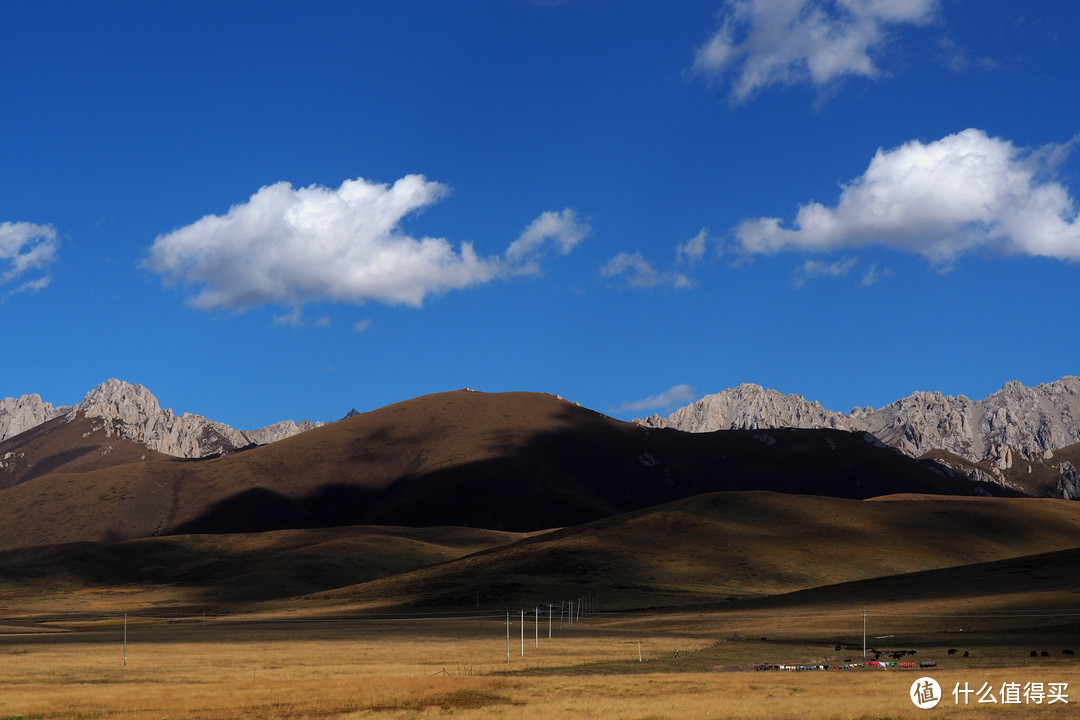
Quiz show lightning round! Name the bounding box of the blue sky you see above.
[2,0,1079,429]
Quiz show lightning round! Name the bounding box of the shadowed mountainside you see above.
[0,390,1013,551]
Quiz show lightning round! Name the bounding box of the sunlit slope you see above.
[0,414,173,490]
[301,491,1080,612]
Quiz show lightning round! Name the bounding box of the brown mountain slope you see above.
[292,491,1080,613]
[0,390,1014,550]
[0,414,174,490]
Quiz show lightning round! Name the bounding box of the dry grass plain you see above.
[1,595,1077,720]
[2,492,1078,718]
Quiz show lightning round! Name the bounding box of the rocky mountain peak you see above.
[73,379,166,427]
[0,393,64,442]
[2,379,322,458]
[642,375,1080,499]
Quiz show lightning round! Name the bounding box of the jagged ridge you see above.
[640,376,1080,498]
[0,379,320,458]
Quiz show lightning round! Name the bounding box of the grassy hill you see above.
[5,490,1072,617]
[0,390,1011,551]
[0,524,529,615]
[287,491,1080,613]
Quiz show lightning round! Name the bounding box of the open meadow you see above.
[1,491,1079,718]
[1,590,1077,720]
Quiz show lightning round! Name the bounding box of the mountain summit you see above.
[0,379,319,458]
[640,376,1080,499]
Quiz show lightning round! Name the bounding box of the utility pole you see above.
[520,609,524,656]
[548,604,552,639]
[506,612,510,663]
[535,607,538,648]
[862,609,867,660]
[123,613,127,667]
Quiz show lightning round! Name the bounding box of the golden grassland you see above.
[1,599,1076,720]
[1,491,1078,718]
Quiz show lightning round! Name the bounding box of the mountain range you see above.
[640,376,1080,499]
[0,378,320,458]
[0,384,1009,552]
[1,377,1079,622]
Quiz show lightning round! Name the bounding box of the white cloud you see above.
[600,252,693,289]
[6,275,52,297]
[352,319,374,333]
[143,175,588,311]
[0,221,58,288]
[693,0,938,102]
[677,228,709,265]
[272,307,306,327]
[604,231,714,289]
[792,256,857,287]
[735,129,1080,263]
[860,263,890,285]
[938,36,999,73]
[612,384,698,415]
[505,208,590,269]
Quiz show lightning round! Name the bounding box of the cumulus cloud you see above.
[735,128,1080,263]
[352,318,374,333]
[1,221,58,289]
[612,384,698,415]
[693,0,938,102]
[143,175,588,311]
[600,252,693,289]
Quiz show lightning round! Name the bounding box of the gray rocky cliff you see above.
[0,393,67,441]
[0,379,321,458]
[641,376,1080,498]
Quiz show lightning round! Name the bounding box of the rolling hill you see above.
[292,490,1080,613]
[0,390,1011,551]
[3,491,1077,619]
